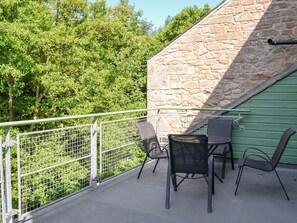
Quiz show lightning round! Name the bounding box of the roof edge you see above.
[223,63,297,111]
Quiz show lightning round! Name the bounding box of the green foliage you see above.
[0,0,211,125]
[99,118,146,179]
[15,126,92,212]
[0,0,213,214]
[0,0,152,126]
[154,4,211,48]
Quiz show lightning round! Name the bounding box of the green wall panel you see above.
[225,70,297,164]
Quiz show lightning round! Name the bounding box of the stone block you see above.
[169,76,181,89]
[235,5,245,14]
[256,0,269,3]
[224,6,236,14]
[177,44,193,51]
[241,0,255,6]
[203,15,234,25]
[187,66,196,75]
[215,34,229,41]
[184,81,199,89]
[210,25,227,33]
[234,12,254,22]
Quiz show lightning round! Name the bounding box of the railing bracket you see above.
[93,175,101,183]
[91,175,101,191]
[93,126,99,132]
[6,209,19,218]
[2,140,17,148]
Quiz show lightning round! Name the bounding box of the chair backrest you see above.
[270,128,296,168]
[207,118,233,138]
[168,134,208,175]
[136,121,162,158]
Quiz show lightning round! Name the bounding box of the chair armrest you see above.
[146,147,158,155]
[242,147,270,160]
[242,153,273,168]
[146,145,169,157]
[244,153,271,162]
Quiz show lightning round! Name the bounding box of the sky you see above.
[104,0,223,28]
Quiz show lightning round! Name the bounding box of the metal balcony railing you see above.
[0,107,250,223]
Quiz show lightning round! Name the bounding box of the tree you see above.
[0,0,153,124]
[0,0,214,212]
[154,4,211,48]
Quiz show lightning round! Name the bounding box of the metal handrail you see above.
[0,107,250,128]
[159,107,250,112]
[0,106,251,221]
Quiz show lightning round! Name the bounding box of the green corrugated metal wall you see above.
[226,71,297,164]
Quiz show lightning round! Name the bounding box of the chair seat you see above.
[238,158,273,171]
[150,151,168,159]
[211,145,228,155]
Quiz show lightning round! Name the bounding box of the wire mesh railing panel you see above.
[0,137,5,223]
[100,116,149,180]
[17,125,92,215]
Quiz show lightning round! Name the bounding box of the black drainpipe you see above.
[268,39,297,45]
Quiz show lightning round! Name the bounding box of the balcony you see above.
[21,161,297,223]
[0,107,296,223]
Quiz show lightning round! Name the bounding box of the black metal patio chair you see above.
[136,121,168,179]
[165,134,214,213]
[207,118,234,178]
[235,128,296,200]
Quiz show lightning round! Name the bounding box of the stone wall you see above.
[147,0,297,111]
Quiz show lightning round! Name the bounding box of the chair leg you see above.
[234,166,244,195]
[229,143,234,170]
[208,156,214,213]
[235,165,243,185]
[212,160,215,195]
[137,155,148,179]
[221,149,227,179]
[172,174,178,191]
[274,169,290,200]
[153,159,160,173]
[165,160,171,209]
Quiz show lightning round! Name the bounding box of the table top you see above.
[170,134,231,145]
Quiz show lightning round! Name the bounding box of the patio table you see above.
[208,135,231,156]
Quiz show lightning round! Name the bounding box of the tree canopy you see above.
[0,0,211,124]
[155,4,211,48]
[0,0,212,212]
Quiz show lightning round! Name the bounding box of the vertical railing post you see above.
[156,109,161,143]
[3,129,19,222]
[0,137,7,223]
[4,128,13,223]
[99,122,103,181]
[91,118,98,190]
